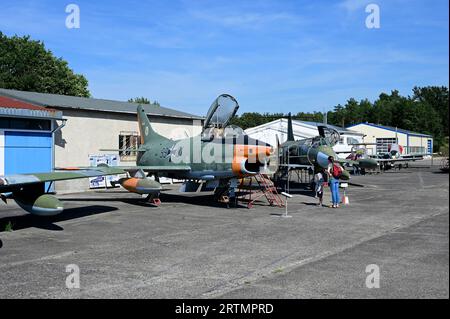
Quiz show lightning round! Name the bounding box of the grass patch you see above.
[273,268,284,274]
[4,221,13,232]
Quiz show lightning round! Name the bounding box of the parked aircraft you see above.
[371,143,428,170]
[0,94,272,216]
[341,143,379,172]
[278,115,377,180]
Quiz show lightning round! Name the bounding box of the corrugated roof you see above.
[245,118,364,137]
[0,95,63,119]
[0,88,203,120]
[347,122,433,137]
[299,120,364,135]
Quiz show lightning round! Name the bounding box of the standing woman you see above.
[327,156,342,208]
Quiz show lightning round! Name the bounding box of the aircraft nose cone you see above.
[317,151,330,168]
[340,169,350,180]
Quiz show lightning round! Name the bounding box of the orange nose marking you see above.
[122,178,139,192]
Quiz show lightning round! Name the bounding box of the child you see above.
[314,170,326,206]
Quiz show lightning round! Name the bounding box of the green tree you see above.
[412,86,449,136]
[0,32,90,97]
[358,99,373,123]
[229,85,448,152]
[328,104,346,127]
[230,112,267,129]
[128,97,161,106]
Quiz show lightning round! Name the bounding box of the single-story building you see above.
[346,122,433,155]
[0,88,203,193]
[244,118,364,155]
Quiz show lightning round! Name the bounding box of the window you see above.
[119,131,140,162]
[347,137,359,145]
[376,138,397,154]
[409,146,426,154]
[0,117,51,130]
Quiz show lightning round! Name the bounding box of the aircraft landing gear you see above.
[214,180,237,208]
[145,192,161,206]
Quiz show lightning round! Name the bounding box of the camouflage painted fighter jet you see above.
[277,114,351,180]
[0,94,272,216]
[277,114,378,178]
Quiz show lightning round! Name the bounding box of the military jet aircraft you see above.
[279,114,378,175]
[0,94,272,216]
[276,114,352,180]
[370,143,428,170]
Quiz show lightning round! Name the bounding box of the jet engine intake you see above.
[233,157,265,176]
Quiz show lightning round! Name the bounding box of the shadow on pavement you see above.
[0,205,118,233]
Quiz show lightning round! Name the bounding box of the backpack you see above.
[332,163,343,178]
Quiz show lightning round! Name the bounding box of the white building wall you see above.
[245,119,363,156]
[348,124,432,154]
[408,135,433,154]
[245,119,326,146]
[333,134,364,156]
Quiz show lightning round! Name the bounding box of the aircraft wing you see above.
[0,167,126,193]
[56,164,191,172]
[55,165,192,174]
[1,165,192,192]
[337,158,358,166]
[119,165,191,172]
[375,158,421,163]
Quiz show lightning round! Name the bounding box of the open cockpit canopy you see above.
[203,94,239,132]
[317,125,340,146]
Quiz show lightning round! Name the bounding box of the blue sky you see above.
[0,0,448,116]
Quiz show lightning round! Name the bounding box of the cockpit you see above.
[201,94,241,141]
[317,125,340,146]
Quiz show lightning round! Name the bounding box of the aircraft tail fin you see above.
[287,112,295,142]
[137,105,168,145]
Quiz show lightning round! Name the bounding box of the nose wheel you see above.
[145,193,161,207]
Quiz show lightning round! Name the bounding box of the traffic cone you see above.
[343,196,349,205]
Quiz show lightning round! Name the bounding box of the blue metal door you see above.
[4,131,52,175]
[427,140,432,154]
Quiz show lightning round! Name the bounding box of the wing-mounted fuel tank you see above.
[11,183,64,216]
[117,177,162,195]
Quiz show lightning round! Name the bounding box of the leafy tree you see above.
[358,99,373,123]
[0,32,90,97]
[329,104,346,127]
[230,86,448,152]
[128,97,150,104]
[230,112,268,129]
[128,97,160,106]
[412,86,449,136]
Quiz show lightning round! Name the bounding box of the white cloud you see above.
[190,9,304,30]
[339,0,372,13]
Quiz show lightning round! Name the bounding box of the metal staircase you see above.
[237,173,285,208]
[255,174,285,207]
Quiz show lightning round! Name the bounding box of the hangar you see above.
[347,122,433,155]
[244,118,364,155]
[0,88,203,193]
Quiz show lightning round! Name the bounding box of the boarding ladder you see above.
[254,174,285,208]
